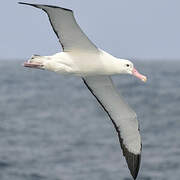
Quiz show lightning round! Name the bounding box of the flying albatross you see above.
[19,2,147,179]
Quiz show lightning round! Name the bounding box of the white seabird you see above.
[19,2,147,179]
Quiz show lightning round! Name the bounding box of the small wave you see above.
[0,161,11,168]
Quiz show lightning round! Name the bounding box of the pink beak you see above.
[132,68,147,82]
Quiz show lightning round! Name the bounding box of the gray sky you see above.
[1,0,180,60]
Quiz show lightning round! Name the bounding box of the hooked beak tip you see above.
[142,76,147,83]
[132,67,147,83]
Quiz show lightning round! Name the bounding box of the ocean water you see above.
[0,60,180,180]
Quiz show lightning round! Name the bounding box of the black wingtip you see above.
[83,78,142,179]
[126,152,141,180]
[18,2,73,12]
[18,2,31,5]
[118,135,141,180]
[18,2,38,8]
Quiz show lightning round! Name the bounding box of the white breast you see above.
[53,49,121,76]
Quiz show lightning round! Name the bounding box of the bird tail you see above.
[24,54,48,69]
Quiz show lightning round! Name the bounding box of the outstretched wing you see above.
[83,75,141,180]
[19,2,98,52]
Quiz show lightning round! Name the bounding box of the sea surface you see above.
[0,60,180,180]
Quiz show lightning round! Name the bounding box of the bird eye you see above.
[126,64,130,67]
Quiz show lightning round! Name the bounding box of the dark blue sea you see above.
[0,60,180,180]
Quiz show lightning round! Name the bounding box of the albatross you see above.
[19,2,147,179]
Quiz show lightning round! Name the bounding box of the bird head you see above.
[120,60,147,82]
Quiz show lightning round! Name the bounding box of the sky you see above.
[1,0,180,60]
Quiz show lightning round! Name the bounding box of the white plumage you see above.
[19,2,147,179]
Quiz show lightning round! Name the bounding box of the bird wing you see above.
[19,2,98,52]
[83,75,141,179]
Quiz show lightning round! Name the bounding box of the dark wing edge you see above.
[18,2,72,12]
[119,134,141,180]
[18,2,70,51]
[42,9,65,51]
[19,2,98,52]
[83,78,141,180]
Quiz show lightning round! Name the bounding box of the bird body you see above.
[28,50,138,76]
[19,2,147,179]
